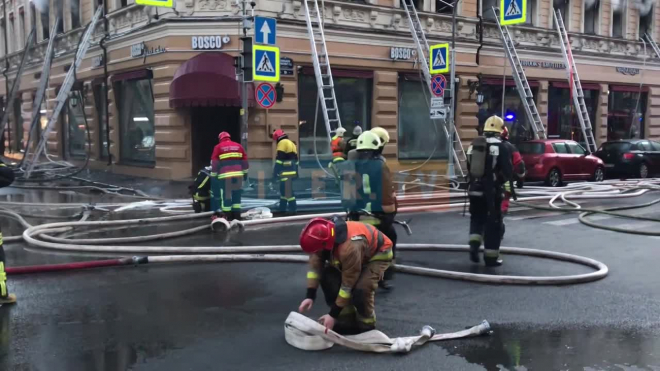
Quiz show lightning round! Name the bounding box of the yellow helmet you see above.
[357,131,382,151]
[370,127,390,148]
[483,115,504,134]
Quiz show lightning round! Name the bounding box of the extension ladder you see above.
[644,33,660,59]
[494,7,545,139]
[303,0,342,143]
[26,7,103,178]
[553,8,598,153]
[401,0,466,177]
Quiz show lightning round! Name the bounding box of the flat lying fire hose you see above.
[284,312,491,353]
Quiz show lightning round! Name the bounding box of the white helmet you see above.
[334,127,347,138]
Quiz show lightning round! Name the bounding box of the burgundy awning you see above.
[483,78,539,87]
[551,81,601,90]
[169,52,254,108]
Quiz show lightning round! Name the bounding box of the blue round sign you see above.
[431,75,446,97]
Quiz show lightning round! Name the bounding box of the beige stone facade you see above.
[0,0,658,179]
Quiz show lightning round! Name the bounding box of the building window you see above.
[115,78,155,165]
[297,73,372,161]
[56,2,63,34]
[638,4,653,38]
[476,81,539,145]
[398,76,447,160]
[39,8,49,39]
[583,0,599,34]
[18,9,24,47]
[120,0,128,8]
[9,17,14,53]
[525,0,536,25]
[555,0,569,26]
[436,0,455,14]
[65,92,87,158]
[71,0,80,29]
[547,85,598,146]
[93,83,109,159]
[607,89,647,141]
[482,0,497,20]
[612,0,625,38]
[11,97,22,152]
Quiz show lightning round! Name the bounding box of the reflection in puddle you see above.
[442,324,660,371]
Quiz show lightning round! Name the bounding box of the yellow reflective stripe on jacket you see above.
[281,171,297,176]
[332,157,345,163]
[0,262,5,282]
[219,152,243,160]
[218,171,244,179]
[370,249,393,262]
[362,174,371,195]
[338,287,352,299]
[275,160,283,164]
[307,271,319,280]
[198,176,210,189]
[193,195,210,201]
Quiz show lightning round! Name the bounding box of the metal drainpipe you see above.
[2,0,9,153]
[476,0,483,65]
[101,0,110,165]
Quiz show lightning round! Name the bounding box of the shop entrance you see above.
[190,107,240,175]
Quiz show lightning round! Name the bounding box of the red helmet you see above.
[299,218,336,254]
[272,129,285,141]
[219,132,231,141]
[501,126,509,140]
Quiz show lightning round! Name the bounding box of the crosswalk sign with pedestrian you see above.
[253,45,280,82]
[500,0,526,25]
[429,43,449,74]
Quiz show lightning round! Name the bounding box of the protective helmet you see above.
[483,116,504,134]
[218,132,231,141]
[353,126,363,136]
[501,126,509,140]
[272,129,285,141]
[370,127,390,147]
[356,131,382,151]
[334,127,347,138]
[299,217,336,253]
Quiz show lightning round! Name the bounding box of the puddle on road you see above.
[441,324,660,371]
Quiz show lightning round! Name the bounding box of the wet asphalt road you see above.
[1,190,660,370]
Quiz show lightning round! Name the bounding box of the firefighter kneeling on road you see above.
[210,132,249,229]
[272,129,298,214]
[500,126,525,239]
[298,216,393,334]
[0,161,15,305]
[191,166,212,213]
[466,116,513,267]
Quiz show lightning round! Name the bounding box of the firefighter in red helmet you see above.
[272,129,299,214]
[297,216,392,334]
[210,132,249,226]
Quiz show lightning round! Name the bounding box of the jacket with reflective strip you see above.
[211,139,249,179]
[331,136,344,159]
[274,137,298,179]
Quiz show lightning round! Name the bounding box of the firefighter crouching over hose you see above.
[466,116,513,267]
[272,129,298,214]
[499,126,525,239]
[210,132,249,229]
[298,216,393,334]
[0,161,15,305]
[190,166,212,213]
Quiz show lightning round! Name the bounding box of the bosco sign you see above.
[192,36,231,50]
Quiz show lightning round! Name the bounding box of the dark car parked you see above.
[594,140,660,179]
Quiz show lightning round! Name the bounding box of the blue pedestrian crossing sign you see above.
[429,44,449,74]
[253,45,280,82]
[255,17,277,45]
[501,0,526,25]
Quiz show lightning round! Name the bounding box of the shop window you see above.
[476,82,539,145]
[547,86,597,146]
[555,0,569,26]
[482,0,497,20]
[65,92,87,158]
[297,74,372,161]
[71,0,80,29]
[114,78,155,165]
[611,1,625,38]
[638,5,653,38]
[398,76,447,160]
[607,89,647,141]
[11,97,22,152]
[93,83,109,159]
[583,0,599,34]
[436,0,455,14]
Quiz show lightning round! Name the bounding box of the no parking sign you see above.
[255,82,276,109]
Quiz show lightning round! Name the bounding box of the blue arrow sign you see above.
[255,17,277,46]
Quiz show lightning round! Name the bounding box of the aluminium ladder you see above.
[644,33,660,59]
[26,6,103,178]
[494,8,545,139]
[303,0,342,143]
[0,28,36,142]
[553,8,598,153]
[401,0,467,177]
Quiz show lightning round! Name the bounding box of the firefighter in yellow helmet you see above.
[466,115,513,267]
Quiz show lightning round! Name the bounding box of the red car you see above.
[518,139,605,187]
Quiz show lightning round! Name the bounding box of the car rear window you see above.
[600,142,632,152]
[518,142,545,154]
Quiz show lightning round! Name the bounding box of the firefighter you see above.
[343,125,362,156]
[272,129,298,214]
[297,216,393,334]
[191,166,212,213]
[370,127,390,158]
[466,116,513,267]
[210,132,249,224]
[331,127,347,161]
[0,161,15,305]
[500,126,526,238]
